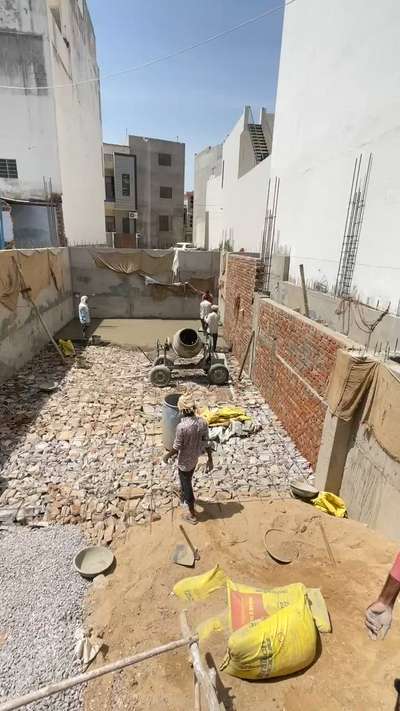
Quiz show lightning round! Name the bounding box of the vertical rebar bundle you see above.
[261,176,280,295]
[335,153,373,298]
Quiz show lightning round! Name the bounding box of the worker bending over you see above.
[163,393,213,525]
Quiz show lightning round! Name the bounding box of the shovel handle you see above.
[179,524,196,555]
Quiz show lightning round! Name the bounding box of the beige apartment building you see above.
[103,136,185,248]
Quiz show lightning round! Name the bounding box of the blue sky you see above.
[87,1,284,189]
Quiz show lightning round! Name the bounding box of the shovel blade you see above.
[171,543,195,567]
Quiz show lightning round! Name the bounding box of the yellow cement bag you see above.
[227,579,330,634]
[220,593,317,680]
[173,564,226,602]
[312,491,347,517]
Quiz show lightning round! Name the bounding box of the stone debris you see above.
[0,344,313,545]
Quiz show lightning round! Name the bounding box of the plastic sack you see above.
[307,588,331,633]
[58,338,75,356]
[173,564,226,602]
[196,611,229,643]
[312,491,347,517]
[220,593,317,680]
[227,579,330,634]
[200,406,251,427]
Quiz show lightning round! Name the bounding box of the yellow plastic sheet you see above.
[173,564,226,602]
[200,406,251,428]
[312,491,347,517]
[220,593,317,680]
[58,339,75,357]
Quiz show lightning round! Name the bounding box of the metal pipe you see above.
[0,636,197,711]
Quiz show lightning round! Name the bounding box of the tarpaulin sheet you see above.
[48,251,64,292]
[327,349,377,421]
[19,250,51,300]
[0,251,19,311]
[363,364,400,462]
[93,249,175,277]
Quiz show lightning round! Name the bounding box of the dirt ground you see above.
[84,498,400,711]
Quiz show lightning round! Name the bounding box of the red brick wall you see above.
[223,254,264,360]
[253,300,347,467]
[222,255,349,468]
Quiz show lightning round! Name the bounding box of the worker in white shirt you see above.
[206,305,219,352]
[200,297,212,332]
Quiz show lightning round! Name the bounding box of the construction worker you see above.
[206,305,219,352]
[163,393,213,525]
[78,295,91,339]
[366,552,400,640]
[200,295,212,332]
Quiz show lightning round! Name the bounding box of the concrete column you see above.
[315,410,353,493]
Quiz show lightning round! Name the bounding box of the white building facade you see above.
[194,106,273,252]
[0,0,105,247]
[270,0,400,308]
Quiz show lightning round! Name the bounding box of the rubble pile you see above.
[0,345,313,544]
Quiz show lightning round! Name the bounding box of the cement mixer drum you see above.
[172,328,203,359]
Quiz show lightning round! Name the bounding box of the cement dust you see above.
[84,499,400,711]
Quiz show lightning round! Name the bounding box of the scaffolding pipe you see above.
[0,635,198,711]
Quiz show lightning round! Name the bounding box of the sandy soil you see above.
[84,499,400,711]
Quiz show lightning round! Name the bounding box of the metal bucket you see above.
[162,393,182,450]
[172,328,203,359]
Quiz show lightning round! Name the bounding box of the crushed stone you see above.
[0,525,88,710]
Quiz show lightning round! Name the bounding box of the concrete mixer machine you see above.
[149,328,229,387]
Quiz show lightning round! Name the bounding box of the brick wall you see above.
[253,300,348,467]
[222,254,350,468]
[223,254,264,361]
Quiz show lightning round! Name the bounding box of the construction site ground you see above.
[57,317,201,350]
[1,326,400,710]
[85,499,400,711]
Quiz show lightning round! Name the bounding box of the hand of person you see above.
[365,601,393,640]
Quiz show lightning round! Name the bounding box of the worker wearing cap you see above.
[366,552,400,640]
[163,393,213,525]
[206,305,219,352]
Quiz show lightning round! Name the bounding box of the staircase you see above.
[248,123,269,163]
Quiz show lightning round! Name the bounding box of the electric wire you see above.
[0,1,296,92]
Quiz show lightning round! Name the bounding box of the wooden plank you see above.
[238,330,255,381]
[180,610,221,711]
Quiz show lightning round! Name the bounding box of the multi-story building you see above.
[0,0,105,248]
[103,136,185,249]
[183,191,194,242]
[194,107,273,251]
[193,144,223,248]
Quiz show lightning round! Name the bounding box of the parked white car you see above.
[175,242,198,250]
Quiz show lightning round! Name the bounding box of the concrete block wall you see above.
[69,247,219,320]
[0,248,73,382]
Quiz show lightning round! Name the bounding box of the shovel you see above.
[171,525,200,567]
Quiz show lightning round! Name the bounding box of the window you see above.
[105,175,115,201]
[121,173,130,197]
[158,153,171,167]
[122,217,130,233]
[0,159,18,179]
[160,186,172,199]
[159,215,170,231]
[105,216,115,232]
